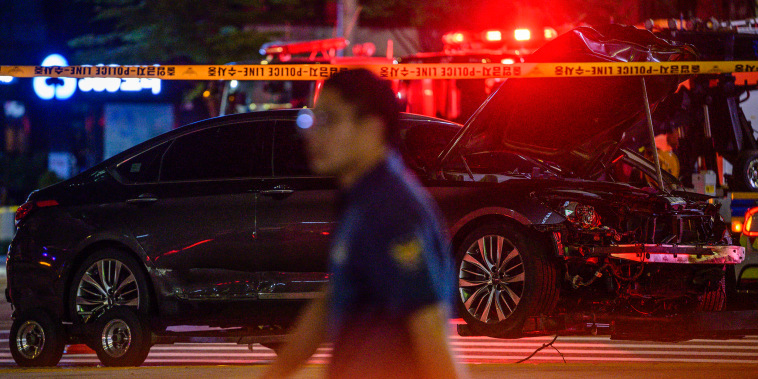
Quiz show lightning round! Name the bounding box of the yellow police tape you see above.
[2,61,758,80]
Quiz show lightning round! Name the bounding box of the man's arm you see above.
[260,286,331,379]
[406,303,468,379]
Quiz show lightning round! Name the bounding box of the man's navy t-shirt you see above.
[326,151,454,379]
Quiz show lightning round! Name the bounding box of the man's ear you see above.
[360,115,386,140]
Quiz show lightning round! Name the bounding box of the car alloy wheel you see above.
[70,249,150,325]
[75,259,140,322]
[455,224,559,337]
[459,235,525,324]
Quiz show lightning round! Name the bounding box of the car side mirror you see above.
[738,265,758,292]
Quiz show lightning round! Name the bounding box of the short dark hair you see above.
[323,68,401,146]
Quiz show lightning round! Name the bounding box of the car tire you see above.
[91,307,152,367]
[697,276,726,312]
[455,223,559,338]
[69,248,150,324]
[9,308,65,367]
[732,150,758,192]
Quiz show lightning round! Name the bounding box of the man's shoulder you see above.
[373,171,432,219]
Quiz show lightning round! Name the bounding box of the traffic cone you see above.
[64,344,95,354]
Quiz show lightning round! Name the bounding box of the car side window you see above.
[160,122,272,182]
[114,142,170,184]
[273,121,312,177]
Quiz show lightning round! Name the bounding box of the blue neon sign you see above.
[33,54,77,100]
[33,55,162,101]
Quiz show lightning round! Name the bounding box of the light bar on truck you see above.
[514,29,531,41]
[485,30,503,42]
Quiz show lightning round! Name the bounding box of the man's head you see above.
[303,69,400,187]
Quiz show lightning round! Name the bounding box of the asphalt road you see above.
[1,262,757,378]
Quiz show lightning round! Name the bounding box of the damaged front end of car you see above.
[449,24,751,340]
[533,184,743,321]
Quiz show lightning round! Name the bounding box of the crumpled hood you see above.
[442,25,697,178]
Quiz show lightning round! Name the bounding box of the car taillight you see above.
[14,203,33,223]
[15,200,59,224]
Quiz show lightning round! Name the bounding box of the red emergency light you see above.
[485,30,502,42]
[544,27,558,39]
[263,38,348,60]
[442,27,558,52]
[443,31,470,45]
[744,206,758,237]
[514,29,531,41]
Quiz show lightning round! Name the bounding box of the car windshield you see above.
[222,80,314,114]
[594,148,683,192]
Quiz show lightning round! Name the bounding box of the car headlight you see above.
[561,201,601,229]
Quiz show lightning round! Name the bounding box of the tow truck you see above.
[640,19,758,292]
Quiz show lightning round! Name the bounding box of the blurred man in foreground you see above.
[262,69,465,379]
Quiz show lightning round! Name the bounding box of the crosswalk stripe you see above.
[449,342,758,350]
[456,356,758,364]
[0,328,756,366]
[452,347,758,356]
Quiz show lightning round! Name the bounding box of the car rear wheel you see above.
[69,248,150,324]
[456,224,559,337]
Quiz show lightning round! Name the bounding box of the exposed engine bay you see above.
[535,185,742,318]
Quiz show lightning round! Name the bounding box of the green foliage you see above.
[68,0,291,65]
[359,0,471,28]
[0,152,50,204]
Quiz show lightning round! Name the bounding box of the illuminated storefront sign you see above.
[33,54,77,100]
[34,54,161,100]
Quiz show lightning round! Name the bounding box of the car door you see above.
[118,120,273,302]
[253,118,336,300]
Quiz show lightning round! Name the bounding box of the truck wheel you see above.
[9,308,65,367]
[91,307,151,367]
[733,150,758,191]
[455,224,559,337]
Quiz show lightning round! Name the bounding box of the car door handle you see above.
[126,194,158,205]
[260,186,294,197]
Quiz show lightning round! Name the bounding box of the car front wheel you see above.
[456,224,559,337]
